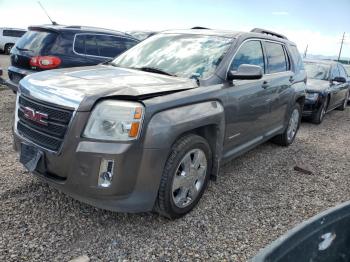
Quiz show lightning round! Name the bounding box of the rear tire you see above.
[4,44,13,55]
[272,103,301,146]
[337,91,349,111]
[312,96,328,124]
[155,134,212,219]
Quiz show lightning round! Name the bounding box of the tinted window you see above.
[84,35,99,56]
[3,30,26,37]
[338,64,348,78]
[74,34,85,54]
[15,30,57,53]
[96,35,137,57]
[289,45,304,71]
[265,42,288,73]
[230,40,264,71]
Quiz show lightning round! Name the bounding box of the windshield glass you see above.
[15,30,57,52]
[304,62,330,80]
[112,33,233,79]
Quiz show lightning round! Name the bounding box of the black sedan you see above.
[303,60,349,124]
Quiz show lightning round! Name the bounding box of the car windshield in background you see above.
[304,62,330,80]
[15,30,57,52]
[112,33,233,79]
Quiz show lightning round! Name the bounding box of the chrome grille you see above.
[17,95,73,151]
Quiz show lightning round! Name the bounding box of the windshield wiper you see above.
[137,67,177,77]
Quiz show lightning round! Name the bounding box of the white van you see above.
[0,28,26,55]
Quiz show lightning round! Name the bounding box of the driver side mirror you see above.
[227,64,263,81]
[332,76,346,83]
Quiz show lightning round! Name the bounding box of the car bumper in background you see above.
[6,66,35,92]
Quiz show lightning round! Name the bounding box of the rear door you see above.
[262,41,294,130]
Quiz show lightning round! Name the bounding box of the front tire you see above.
[155,134,212,219]
[272,103,301,146]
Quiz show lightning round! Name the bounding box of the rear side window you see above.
[3,30,26,37]
[230,40,265,72]
[264,42,288,73]
[74,34,139,58]
[96,35,138,57]
[15,30,57,53]
[289,45,304,71]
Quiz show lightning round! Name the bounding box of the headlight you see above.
[83,100,144,141]
[306,93,319,100]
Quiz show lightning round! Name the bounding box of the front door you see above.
[223,40,273,155]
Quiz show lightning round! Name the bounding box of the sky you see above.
[0,0,349,59]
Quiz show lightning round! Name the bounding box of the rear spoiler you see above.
[28,26,60,33]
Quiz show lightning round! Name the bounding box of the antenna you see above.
[37,1,58,25]
[303,44,308,58]
[338,32,345,61]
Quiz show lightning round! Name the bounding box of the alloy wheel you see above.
[172,149,207,208]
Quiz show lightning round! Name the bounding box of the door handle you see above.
[262,81,269,89]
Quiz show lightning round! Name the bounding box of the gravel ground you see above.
[0,62,350,260]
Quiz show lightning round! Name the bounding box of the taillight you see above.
[30,56,61,69]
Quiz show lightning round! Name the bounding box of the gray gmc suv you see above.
[13,28,306,219]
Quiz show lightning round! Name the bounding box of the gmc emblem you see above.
[23,107,48,126]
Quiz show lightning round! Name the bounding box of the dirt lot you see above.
[0,54,350,261]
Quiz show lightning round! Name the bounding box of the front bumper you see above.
[302,97,324,117]
[13,112,169,213]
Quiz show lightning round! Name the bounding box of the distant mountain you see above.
[304,54,350,63]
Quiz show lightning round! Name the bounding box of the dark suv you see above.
[14,28,306,219]
[5,25,139,92]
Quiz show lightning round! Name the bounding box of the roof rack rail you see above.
[191,26,210,30]
[251,28,288,40]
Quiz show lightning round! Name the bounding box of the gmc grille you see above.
[17,95,73,152]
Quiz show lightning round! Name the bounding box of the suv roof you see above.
[162,28,296,45]
[28,24,135,38]
[0,27,26,31]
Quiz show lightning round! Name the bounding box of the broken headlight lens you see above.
[83,100,144,141]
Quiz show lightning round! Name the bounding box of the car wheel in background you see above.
[312,96,328,124]
[4,44,14,55]
[272,103,301,146]
[155,134,212,219]
[337,91,349,111]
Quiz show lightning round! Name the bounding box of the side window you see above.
[74,34,85,54]
[3,30,11,37]
[84,35,99,56]
[14,30,26,37]
[289,45,304,71]
[330,66,340,79]
[230,40,265,72]
[264,42,288,73]
[95,35,128,58]
[338,64,347,78]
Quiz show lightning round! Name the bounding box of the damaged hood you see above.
[19,65,197,111]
